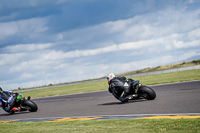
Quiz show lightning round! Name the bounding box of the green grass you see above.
[20,69,200,98]
[134,69,200,85]
[21,80,108,98]
[0,119,200,133]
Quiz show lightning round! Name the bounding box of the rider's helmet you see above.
[106,73,116,83]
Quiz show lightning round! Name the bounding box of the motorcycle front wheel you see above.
[22,100,38,112]
[138,86,156,100]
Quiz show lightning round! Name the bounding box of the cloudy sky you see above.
[0,0,200,90]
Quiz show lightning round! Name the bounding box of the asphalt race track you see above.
[0,80,200,121]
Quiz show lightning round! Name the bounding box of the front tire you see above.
[138,86,156,100]
[22,100,38,112]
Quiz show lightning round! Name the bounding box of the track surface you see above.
[0,81,200,120]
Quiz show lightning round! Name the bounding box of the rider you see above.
[0,87,20,113]
[107,73,137,103]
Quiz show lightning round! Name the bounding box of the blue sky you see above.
[0,0,200,90]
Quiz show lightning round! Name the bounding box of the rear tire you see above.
[22,100,38,112]
[138,86,156,100]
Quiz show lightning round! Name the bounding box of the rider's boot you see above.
[4,107,10,112]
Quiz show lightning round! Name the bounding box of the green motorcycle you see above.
[9,93,38,114]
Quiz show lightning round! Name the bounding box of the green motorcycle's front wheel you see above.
[22,100,38,112]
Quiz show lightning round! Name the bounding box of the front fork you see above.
[134,83,142,94]
[131,83,142,99]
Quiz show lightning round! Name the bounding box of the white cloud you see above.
[0,53,27,66]
[9,57,49,73]
[46,38,164,59]
[0,17,48,40]
[7,42,146,72]
[173,40,200,49]
[187,0,195,4]
[0,22,18,37]
[19,73,34,80]
[2,43,53,53]
[187,28,200,40]
[106,18,132,33]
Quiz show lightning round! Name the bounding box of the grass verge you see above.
[20,69,200,98]
[0,119,200,133]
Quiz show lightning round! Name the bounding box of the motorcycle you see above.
[114,80,156,103]
[3,93,38,114]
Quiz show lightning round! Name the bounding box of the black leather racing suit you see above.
[108,76,134,103]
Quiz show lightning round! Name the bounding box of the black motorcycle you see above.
[114,80,156,103]
[3,93,38,114]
